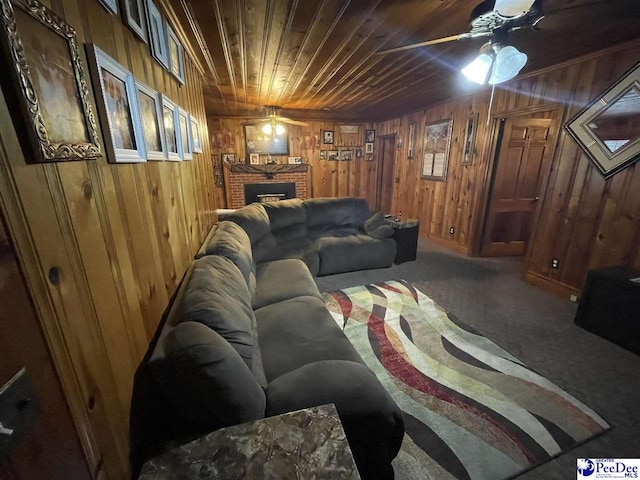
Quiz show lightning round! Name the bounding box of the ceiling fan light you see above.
[489,45,528,84]
[262,123,273,135]
[275,124,285,135]
[493,0,535,18]
[462,53,493,84]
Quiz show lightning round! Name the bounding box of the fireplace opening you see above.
[244,182,296,205]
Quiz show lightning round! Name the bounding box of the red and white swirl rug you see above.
[323,280,609,480]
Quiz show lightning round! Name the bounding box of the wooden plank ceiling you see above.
[172,0,640,120]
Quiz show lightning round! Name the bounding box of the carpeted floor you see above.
[315,239,640,480]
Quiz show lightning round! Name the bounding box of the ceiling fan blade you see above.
[535,0,640,31]
[243,118,265,124]
[375,34,473,55]
[278,117,309,127]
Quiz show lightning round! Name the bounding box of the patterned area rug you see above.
[323,280,609,480]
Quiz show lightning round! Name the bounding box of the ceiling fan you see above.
[243,106,309,136]
[375,0,546,84]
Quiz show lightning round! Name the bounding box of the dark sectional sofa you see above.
[130,197,404,479]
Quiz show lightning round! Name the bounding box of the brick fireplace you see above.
[224,164,309,209]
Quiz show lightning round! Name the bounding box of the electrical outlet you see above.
[449,226,454,234]
[551,259,559,269]
[569,294,578,303]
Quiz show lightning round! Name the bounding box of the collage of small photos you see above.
[320,129,375,161]
[0,0,197,164]
[88,0,198,163]
[88,44,203,164]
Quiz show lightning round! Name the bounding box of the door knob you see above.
[0,421,14,436]
[532,196,540,203]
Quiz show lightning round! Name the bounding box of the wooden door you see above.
[481,117,554,256]
[376,136,396,213]
[0,218,90,480]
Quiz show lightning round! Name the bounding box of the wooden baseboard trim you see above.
[524,271,581,299]
[424,233,470,256]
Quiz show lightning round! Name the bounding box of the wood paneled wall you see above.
[0,0,217,478]
[375,40,640,295]
[376,94,493,254]
[206,118,378,203]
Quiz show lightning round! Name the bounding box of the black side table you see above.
[575,266,640,355]
[385,218,419,264]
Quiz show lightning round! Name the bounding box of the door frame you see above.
[375,134,396,212]
[470,103,565,258]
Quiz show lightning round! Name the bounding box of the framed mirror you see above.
[566,62,640,178]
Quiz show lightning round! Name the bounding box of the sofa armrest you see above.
[265,360,404,480]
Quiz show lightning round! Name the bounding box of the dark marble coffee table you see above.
[138,403,360,479]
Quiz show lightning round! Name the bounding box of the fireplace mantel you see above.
[229,164,308,174]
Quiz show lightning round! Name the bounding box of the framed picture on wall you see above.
[365,129,375,143]
[421,119,452,181]
[135,80,166,160]
[190,116,202,153]
[146,0,168,68]
[328,150,339,161]
[462,114,478,165]
[320,150,327,160]
[213,154,223,186]
[160,95,180,161]
[98,0,118,14]
[122,0,147,43]
[408,122,416,159]
[340,150,352,161]
[249,153,260,164]
[365,142,374,153]
[87,45,146,163]
[178,108,192,160]
[0,0,101,162]
[365,153,374,161]
[355,148,363,158]
[222,153,235,164]
[166,22,185,85]
[323,130,334,144]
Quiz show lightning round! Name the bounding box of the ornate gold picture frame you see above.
[0,0,101,162]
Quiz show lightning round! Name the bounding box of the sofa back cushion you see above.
[304,197,371,236]
[153,322,265,438]
[179,255,255,366]
[225,203,276,263]
[263,198,307,243]
[195,221,256,296]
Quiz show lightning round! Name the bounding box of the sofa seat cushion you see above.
[155,322,266,436]
[307,225,361,239]
[317,234,396,276]
[180,255,256,367]
[265,360,404,480]
[252,259,322,310]
[259,238,320,276]
[254,296,363,381]
[195,221,256,295]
